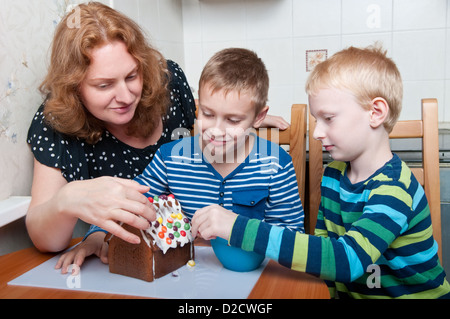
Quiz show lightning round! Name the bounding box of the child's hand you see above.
[55,232,108,274]
[191,204,238,241]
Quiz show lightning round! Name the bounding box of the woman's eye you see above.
[97,83,110,89]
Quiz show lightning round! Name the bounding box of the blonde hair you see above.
[199,48,269,115]
[40,2,169,144]
[305,44,403,133]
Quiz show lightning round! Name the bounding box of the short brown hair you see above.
[40,2,169,144]
[199,48,269,115]
[305,44,403,133]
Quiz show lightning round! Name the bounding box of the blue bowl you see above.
[210,237,265,272]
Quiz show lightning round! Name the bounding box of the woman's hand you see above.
[257,114,290,130]
[58,176,156,244]
[191,204,237,241]
[55,232,108,274]
[26,160,156,252]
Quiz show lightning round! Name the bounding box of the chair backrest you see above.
[193,102,307,206]
[307,98,442,260]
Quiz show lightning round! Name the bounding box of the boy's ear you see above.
[369,97,389,129]
[252,106,269,128]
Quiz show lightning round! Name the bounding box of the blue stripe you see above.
[340,187,372,204]
[265,226,284,261]
[321,175,340,193]
[364,204,408,233]
[384,241,439,270]
[412,184,425,210]
[337,237,365,281]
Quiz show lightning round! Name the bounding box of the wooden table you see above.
[0,238,329,299]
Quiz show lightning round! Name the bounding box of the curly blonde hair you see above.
[40,2,169,144]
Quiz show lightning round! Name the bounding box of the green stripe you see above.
[291,233,308,272]
[328,161,347,172]
[341,210,363,224]
[398,162,412,188]
[354,218,395,248]
[321,197,340,214]
[324,217,346,235]
[320,236,336,280]
[347,230,382,263]
[369,185,412,207]
[366,172,391,184]
[241,219,260,251]
[390,225,433,249]
[409,204,430,228]
[380,263,442,288]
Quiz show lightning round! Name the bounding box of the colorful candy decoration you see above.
[146,194,193,254]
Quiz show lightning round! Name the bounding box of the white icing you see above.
[144,195,193,254]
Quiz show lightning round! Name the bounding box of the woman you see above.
[26,2,196,254]
[26,2,288,260]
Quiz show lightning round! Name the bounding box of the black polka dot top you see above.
[27,60,196,182]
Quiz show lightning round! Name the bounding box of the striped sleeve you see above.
[230,176,442,282]
[229,157,450,298]
[229,215,356,281]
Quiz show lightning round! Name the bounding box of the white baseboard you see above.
[0,196,31,228]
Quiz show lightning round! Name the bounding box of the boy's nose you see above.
[208,126,225,138]
[211,118,227,133]
[312,122,325,141]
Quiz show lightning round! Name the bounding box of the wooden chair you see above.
[307,98,442,260]
[194,102,307,206]
[259,104,307,205]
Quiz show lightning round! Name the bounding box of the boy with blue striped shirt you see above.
[135,48,304,232]
[70,48,304,269]
[192,45,450,298]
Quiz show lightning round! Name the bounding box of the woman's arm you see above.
[26,160,78,252]
[26,159,156,252]
[258,114,290,130]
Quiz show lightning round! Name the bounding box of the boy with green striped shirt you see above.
[191,45,450,299]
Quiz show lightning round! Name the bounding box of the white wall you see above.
[0,0,181,202]
[114,0,185,68]
[0,0,112,202]
[2,0,450,202]
[182,0,450,125]
[1,1,89,201]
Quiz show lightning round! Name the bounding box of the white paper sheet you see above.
[8,246,268,299]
